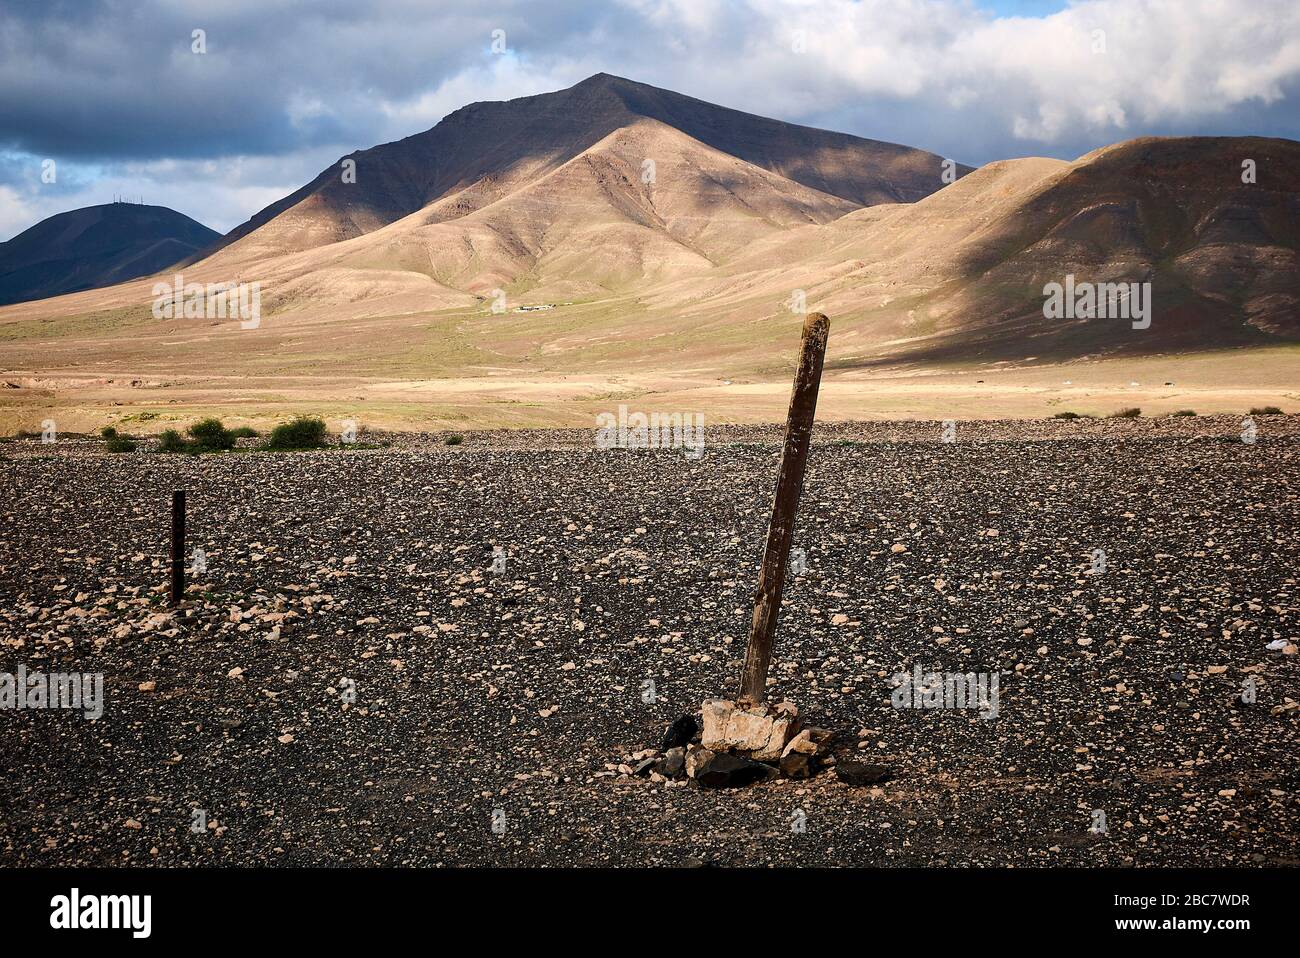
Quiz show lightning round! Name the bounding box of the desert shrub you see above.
[1108,407,1141,418]
[444,433,464,446]
[1170,409,1196,417]
[100,426,119,439]
[15,428,41,439]
[1250,406,1283,415]
[105,435,137,453]
[187,417,236,451]
[267,416,328,450]
[1052,411,1081,420]
[230,426,260,439]
[157,429,188,453]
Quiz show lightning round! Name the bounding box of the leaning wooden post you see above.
[738,312,830,705]
[169,490,186,606]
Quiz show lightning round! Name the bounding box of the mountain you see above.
[205,72,969,266]
[684,135,1300,364]
[0,202,219,306]
[0,77,1294,393]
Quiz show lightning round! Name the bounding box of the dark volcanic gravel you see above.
[2,416,1297,867]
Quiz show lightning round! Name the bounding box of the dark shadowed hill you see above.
[0,202,219,306]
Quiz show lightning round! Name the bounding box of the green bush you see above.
[1250,406,1283,415]
[105,435,136,453]
[157,429,188,453]
[267,416,328,450]
[187,417,236,451]
[230,426,260,439]
[100,425,119,439]
[444,433,464,446]
[1108,407,1142,418]
[1052,411,1081,420]
[1170,409,1196,417]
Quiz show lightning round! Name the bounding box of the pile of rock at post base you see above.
[614,699,893,789]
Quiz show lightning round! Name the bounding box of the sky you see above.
[1,0,1296,241]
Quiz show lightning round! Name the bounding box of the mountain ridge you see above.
[0,79,1294,376]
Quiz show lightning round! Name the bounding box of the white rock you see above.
[782,729,819,758]
[701,698,798,759]
[700,699,734,749]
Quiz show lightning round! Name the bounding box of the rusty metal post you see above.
[737,313,830,705]
[169,490,185,606]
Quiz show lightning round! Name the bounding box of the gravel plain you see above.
[1,416,1297,867]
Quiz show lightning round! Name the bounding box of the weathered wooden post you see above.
[737,312,830,705]
[169,490,186,606]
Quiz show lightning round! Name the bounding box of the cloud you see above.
[0,185,41,241]
[1,0,1296,239]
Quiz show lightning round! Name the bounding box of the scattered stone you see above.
[6,418,1295,866]
[779,726,834,778]
[836,762,894,787]
[685,744,715,779]
[692,752,779,789]
[780,751,813,779]
[661,713,699,750]
[804,726,835,747]
[783,729,818,756]
[657,746,686,779]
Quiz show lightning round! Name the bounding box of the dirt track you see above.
[2,417,1297,866]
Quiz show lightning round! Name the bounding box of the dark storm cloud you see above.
[0,0,533,159]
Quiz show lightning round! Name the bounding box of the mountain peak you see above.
[204,76,965,264]
[567,72,655,95]
[573,71,626,86]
